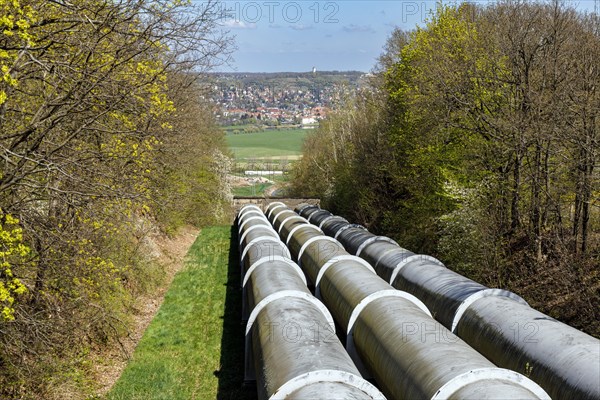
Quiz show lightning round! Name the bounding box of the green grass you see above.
[106,226,255,400]
[225,128,309,160]
[232,183,272,197]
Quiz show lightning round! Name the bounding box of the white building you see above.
[301,117,317,126]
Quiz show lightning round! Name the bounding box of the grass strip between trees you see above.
[106,226,256,400]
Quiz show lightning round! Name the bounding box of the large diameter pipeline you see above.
[299,205,600,400]
[330,225,521,330]
[269,204,549,400]
[455,295,600,400]
[238,206,384,400]
[295,207,501,325]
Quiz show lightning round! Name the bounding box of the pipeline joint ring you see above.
[334,223,367,240]
[315,255,375,299]
[451,289,529,333]
[431,367,550,400]
[356,236,399,257]
[389,254,444,285]
[270,369,386,400]
[297,236,341,267]
[285,224,322,247]
[277,215,307,234]
[347,290,431,335]
[240,237,290,266]
[239,224,278,247]
[238,215,270,235]
[266,203,287,219]
[318,215,348,229]
[243,255,305,288]
[245,290,334,336]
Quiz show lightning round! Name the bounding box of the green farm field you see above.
[225,128,309,160]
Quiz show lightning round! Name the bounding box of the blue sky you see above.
[199,0,599,73]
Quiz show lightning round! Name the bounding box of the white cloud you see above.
[221,20,257,29]
[289,24,313,31]
[342,24,375,34]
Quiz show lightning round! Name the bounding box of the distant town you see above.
[210,71,368,128]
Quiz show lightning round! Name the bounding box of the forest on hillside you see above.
[292,1,599,337]
[0,0,233,397]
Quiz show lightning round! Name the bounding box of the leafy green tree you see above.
[292,0,599,336]
[0,0,233,397]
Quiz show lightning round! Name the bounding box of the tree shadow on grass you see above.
[215,225,257,400]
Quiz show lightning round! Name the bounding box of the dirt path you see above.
[92,225,200,396]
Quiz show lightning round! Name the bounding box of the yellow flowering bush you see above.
[0,210,28,321]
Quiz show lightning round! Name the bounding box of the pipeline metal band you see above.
[239,205,262,218]
[243,255,305,288]
[297,236,341,268]
[333,224,367,240]
[238,207,263,220]
[315,255,375,299]
[239,224,278,247]
[356,236,399,257]
[307,210,331,224]
[238,204,262,216]
[270,207,292,226]
[239,211,268,224]
[239,215,270,234]
[277,215,307,234]
[431,368,550,400]
[267,203,287,219]
[347,290,431,335]
[238,210,265,226]
[241,236,290,265]
[296,203,318,215]
[318,215,348,230]
[389,254,444,285]
[373,247,410,270]
[270,369,386,400]
[285,224,322,247]
[245,290,334,336]
[343,290,432,379]
[266,201,286,213]
[451,289,529,333]
[238,210,263,223]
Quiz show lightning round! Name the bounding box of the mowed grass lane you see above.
[225,128,308,160]
[107,226,255,400]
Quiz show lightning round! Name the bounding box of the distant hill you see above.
[213,70,365,79]
[210,70,367,92]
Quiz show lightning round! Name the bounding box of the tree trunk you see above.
[531,140,543,261]
[511,149,522,233]
[581,139,594,254]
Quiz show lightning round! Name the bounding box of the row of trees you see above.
[292,1,598,336]
[0,0,232,397]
